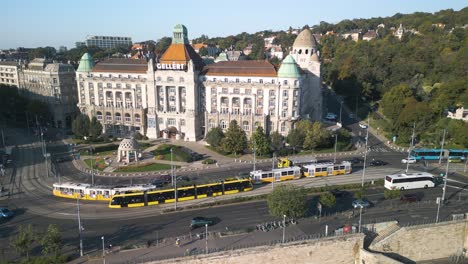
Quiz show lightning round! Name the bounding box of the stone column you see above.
[176,86,180,113]
[164,86,168,112]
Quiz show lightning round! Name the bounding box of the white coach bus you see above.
[384,172,436,190]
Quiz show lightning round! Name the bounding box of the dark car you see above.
[369,159,386,166]
[0,207,13,218]
[351,157,364,164]
[400,194,420,203]
[190,217,214,229]
[352,199,371,209]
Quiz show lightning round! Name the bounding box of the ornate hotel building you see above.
[76,25,322,141]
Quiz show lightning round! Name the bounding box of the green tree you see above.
[88,116,103,139]
[319,191,336,208]
[354,187,367,199]
[155,37,172,55]
[206,127,225,148]
[198,47,208,56]
[384,189,401,200]
[41,224,62,257]
[11,224,35,260]
[251,126,270,156]
[381,84,414,122]
[269,131,284,153]
[303,122,332,150]
[267,184,308,218]
[286,128,304,152]
[221,120,247,154]
[72,114,90,139]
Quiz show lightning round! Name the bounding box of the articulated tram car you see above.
[52,182,158,201]
[250,166,302,184]
[302,161,352,177]
[109,178,253,208]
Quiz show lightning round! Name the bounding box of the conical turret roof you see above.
[277,55,300,78]
[77,53,94,72]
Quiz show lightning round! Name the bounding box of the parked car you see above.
[400,194,420,203]
[369,159,386,166]
[0,207,13,218]
[190,217,214,229]
[325,113,337,121]
[401,158,417,164]
[359,123,368,129]
[352,199,371,209]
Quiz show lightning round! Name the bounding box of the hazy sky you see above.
[2,0,466,49]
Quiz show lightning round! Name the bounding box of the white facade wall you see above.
[0,64,19,86]
[76,71,147,136]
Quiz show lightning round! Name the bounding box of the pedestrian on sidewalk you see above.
[175,237,180,247]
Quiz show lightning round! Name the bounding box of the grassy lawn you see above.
[115,163,178,172]
[84,158,109,171]
[152,144,192,162]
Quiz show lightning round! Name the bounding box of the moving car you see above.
[190,217,214,229]
[351,157,364,164]
[352,199,371,209]
[0,207,13,218]
[401,158,417,164]
[369,160,386,166]
[359,123,368,129]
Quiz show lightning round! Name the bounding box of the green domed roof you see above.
[77,53,94,72]
[215,52,228,62]
[277,55,300,78]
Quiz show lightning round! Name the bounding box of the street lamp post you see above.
[339,101,343,124]
[101,236,105,263]
[282,214,286,243]
[439,129,446,165]
[90,147,95,186]
[333,134,338,163]
[170,148,178,210]
[358,206,363,233]
[436,197,441,223]
[253,141,256,172]
[170,148,174,187]
[272,152,276,190]
[405,122,416,173]
[205,223,208,254]
[361,122,370,187]
[77,198,83,257]
[441,156,450,204]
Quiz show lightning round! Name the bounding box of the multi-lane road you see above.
[0,100,467,261]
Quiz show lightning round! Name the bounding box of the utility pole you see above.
[361,119,370,187]
[406,122,416,173]
[77,198,83,257]
[439,129,446,165]
[441,155,450,205]
[272,152,276,190]
[282,214,286,243]
[339,101,343,124]
[90,147,95,186]
[253,141,256,172]
[205,224,208,254]
[333,134,338,163]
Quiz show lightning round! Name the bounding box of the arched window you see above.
[283,80,288,85]
[298,49,302,54]
[134,114,141,123]
[96,111,103,120]
[220,120,227,129]
[115,112,122,121]
[305,49,309,55]
[124,113,131,122]
[243,121,250,131]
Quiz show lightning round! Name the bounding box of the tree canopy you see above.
[267,184,308,218]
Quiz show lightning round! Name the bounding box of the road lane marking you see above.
[446,184,468,191]
[447,178,468,185]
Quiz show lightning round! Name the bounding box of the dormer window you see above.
[283,80,288,85]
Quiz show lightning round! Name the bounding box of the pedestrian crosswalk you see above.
[369,146,391,152]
